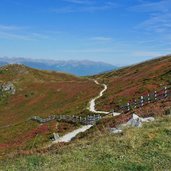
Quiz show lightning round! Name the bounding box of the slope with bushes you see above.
[0,56,171,160]
[0,64,101,154]
[95,56,171,112]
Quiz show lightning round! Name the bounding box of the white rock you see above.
[123,114,155,128]
[141,117,155,122]
[110,128,123,134]
[112,112,121,116]
[53,133,60,141]
[0,82,16,94]
[110,114,155,135]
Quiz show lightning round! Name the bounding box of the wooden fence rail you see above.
[118,85,171,113]
[31,114,102,125]
[31,86,171,125]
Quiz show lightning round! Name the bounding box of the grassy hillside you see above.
[0,56,170,160]
[0,64,101,154]
[0,64,101,124]
[95,56,171,111]
[1,116,171,171]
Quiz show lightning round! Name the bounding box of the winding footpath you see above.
[88,79,120,116]
[53,125,93,143]
[88,80,109,114]
[52,79,120,144]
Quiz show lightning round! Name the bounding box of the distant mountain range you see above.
[0,57,117,76]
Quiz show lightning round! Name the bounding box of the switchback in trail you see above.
[88,80,120,116]
[88,80,109,114]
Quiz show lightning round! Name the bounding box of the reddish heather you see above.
[95,56,171,111]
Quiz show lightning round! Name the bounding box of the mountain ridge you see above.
[0,57,117,76]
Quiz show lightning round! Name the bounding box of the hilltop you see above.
[95,56,171,112]
[0,64,101,125]
[0,64,101,153]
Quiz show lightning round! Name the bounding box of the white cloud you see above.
[132,51,165,58]
[0,24,49,41]
[0,31,33,40]
[137,13,171,33]
[90,36,113,42]
[62,0,93,4]
[0,24,22,31]
[51,1,117,13]
[130,0,171,13]
[131,0,171,34]
[61,48,118,53]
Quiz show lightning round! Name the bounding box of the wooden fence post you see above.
[154,91,157,100]
[76,116,79,122]
[141,96,144,106]
[134,99,137,108]
[164,87,167,98]
[148,94,151,103]
[127,102,130,111]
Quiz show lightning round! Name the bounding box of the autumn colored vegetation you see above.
[0,64,100,155]
[1,116,171,171]
[0,55,170,158]
[95,55,171,112]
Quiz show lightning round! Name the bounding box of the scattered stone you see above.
[125,114,143,127]
[141,117,155,122]
[121,114,155,128]
[0,82,16,95]
[110,114,155,134]
[53,133,60,141]
[112,112,121,117]
[110,128,123,134]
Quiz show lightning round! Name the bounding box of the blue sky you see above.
[0,0,171,65]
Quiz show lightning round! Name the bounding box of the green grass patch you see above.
[1,116,171,171]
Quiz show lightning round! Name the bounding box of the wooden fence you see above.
[31,114,102,125]
[118,85,171,113]
[31,85,171,125]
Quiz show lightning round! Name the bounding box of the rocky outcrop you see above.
[122,114,155,128]
[0,82,16,95]
[110,114,155,134]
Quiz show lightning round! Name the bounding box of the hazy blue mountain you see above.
[0,61,8,66]
[0,57,118,76]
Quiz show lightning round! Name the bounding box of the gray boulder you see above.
[0,82,16,95]
[110,114,155,135]
[122,114,155,128]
